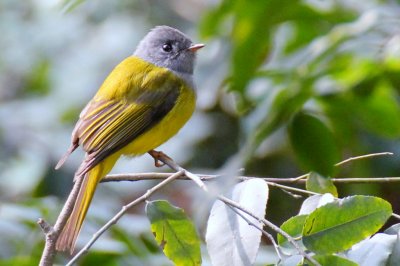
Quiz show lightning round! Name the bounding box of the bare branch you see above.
[38,219,53,234]
[39,174,85,266]
[103,172,400,184]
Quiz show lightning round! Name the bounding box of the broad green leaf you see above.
[288,112,339,176]
[146,200,201,266]
[306,172,338,197]
[347,233,399,266]
[277,215,307,251]
[303,196,392,254]
[206,179,269,266]
[306,254,357,266]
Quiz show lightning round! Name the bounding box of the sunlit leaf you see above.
[298,193,335,215]
[346,233,399,266]
[303,196,392,254]
[306,254,357,266]
[206,179,269,266]
[385,223,400,235]
[146,200,201,266]
[277,215,307,252]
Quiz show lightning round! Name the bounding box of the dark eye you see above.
[162,43,173,52]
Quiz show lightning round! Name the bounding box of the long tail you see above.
[56,155,118,254]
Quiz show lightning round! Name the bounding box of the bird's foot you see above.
[148,150,172,167]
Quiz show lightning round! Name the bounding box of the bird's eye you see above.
[162,43,173,52]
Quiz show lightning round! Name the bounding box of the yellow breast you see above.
[119,73,196,156]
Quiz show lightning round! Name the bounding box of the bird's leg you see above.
[148,150,172,167]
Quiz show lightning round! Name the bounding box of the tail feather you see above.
[56,166,101,253]
[55,143,79,170]
[56,153,118,254]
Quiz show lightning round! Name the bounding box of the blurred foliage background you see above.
[1,0,400,265]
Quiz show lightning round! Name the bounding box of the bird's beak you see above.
[187,43,205,52]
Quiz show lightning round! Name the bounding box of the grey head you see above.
[134,26,204,76]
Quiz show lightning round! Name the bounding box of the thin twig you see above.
[291,173,309,182]
[39,174,85,266]
[67,170,185,266]
[265,182,319,196]
[392,213,400,220]
[335,152,393,166]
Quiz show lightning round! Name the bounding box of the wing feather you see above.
[57,57,185,175]
[74,77,180,175]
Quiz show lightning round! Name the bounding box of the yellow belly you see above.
[118,83,196,156]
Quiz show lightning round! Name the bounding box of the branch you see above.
[335,152,393,166]
[103,172,400,184]
[66,170,185,266]
[39,174,85,266]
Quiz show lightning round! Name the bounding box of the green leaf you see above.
[306,172,338,197]
[303,195,392,254]
[288,112,340,176]
[146,200,201,266]
[199,0,234,38]
[230,0,272,95]
[0,257,38,266]
[306,254,357,266]
[353,81,400,138]
[278,215,307,250]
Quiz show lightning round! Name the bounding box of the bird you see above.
[55,25,204,253]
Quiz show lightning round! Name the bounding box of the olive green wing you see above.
[75,83,180,176]
[55,70,182,176]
